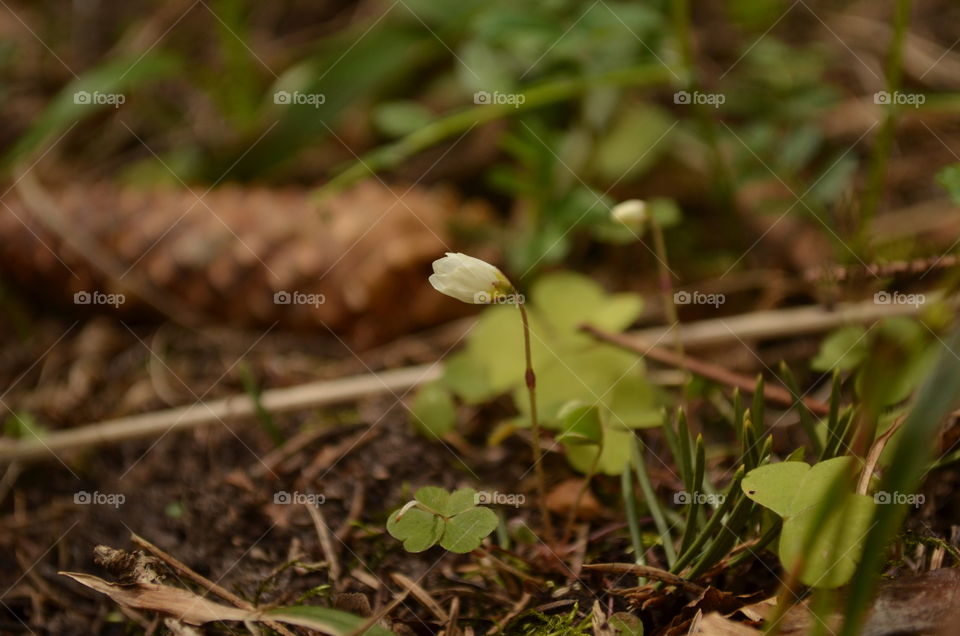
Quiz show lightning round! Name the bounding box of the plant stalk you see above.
[517,302,556,544]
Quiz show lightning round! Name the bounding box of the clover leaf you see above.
[742,457,875,588]
[387,487,498,554]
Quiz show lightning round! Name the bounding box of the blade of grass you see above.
[313,64,672,200]
[678,435,706,556]
[842,327,960,635]
[621,461,647,585]
[670,465,745,574]
[780,361,823,457]
[631,436,677,567]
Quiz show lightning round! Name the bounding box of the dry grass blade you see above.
[389,572,449,623]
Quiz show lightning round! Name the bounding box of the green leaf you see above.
[608,372,661,429]
[387,487,497,554]
[409,382,456,438]
[811,326,868,372]
[440,507,499,553]
[6,52,180,166]
[936,163,960,205]
[741,460,810,517]
[442,352,495,404]
[444,488,479,516]
[267,605,395,636]
[373,100,435,138]
[556,402,603,445]
[567,426,634,475]
[386,508,443,553]
[531,272,609,333]
[414,486,450,513]
[779,493,874,588]
[591,104,674,183]
[609,612,644,636]
[742,457,875,588]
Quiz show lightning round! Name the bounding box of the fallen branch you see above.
[0,364,441,463]
[582,324,831,416]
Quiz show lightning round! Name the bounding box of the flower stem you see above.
[517,302,556,545]
[650,216,684,360]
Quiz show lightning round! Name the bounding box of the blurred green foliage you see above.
[6,0,877,275]
[410,271,661,475]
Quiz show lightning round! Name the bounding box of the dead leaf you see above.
[545,478,602,520]
[61,572,253,625]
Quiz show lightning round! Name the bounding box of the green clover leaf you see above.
[387,487,498,554]
[742,457,875,588]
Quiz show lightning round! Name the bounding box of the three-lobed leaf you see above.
[387,487,498,554]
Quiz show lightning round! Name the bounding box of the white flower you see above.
[429,253,513,304]
[611,199,648,228]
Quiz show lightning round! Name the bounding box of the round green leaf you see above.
[556,402,603,445]
[409,382,456,438]
[439,507,498,553]
[386,508,443,553]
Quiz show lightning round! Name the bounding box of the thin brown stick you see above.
[582,563,705,594]
[389,573,449,622]
[0,364,441,463]
[305,504,341,588]
[805,254,959,282]
[857,418,904,495]
[129,533,296,636]
[582,324,831,416]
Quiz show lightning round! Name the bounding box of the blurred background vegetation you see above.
[6,0,959,287]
